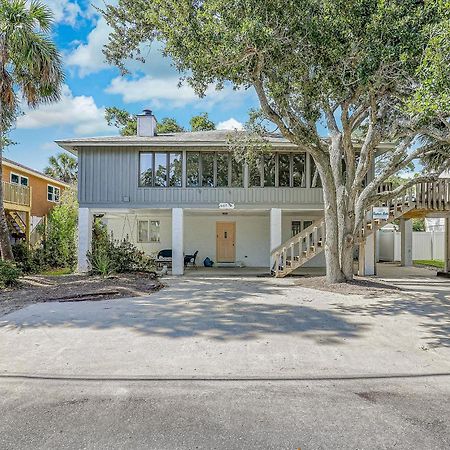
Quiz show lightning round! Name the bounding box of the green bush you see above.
[12,242,35,274]
[0,260,22,288]
[43,187,78,271]
[87,219,155,276]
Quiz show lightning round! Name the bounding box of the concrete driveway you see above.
[1,274,449,449]
[0,274,449,377]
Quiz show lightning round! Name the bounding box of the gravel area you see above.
[0,273,162,317]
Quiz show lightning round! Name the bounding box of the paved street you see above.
[1,273,449,449]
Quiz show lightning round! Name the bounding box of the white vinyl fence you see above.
[378,229,445,262]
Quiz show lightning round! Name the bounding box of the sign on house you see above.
[219,202,235,210]
[372,206,389,220]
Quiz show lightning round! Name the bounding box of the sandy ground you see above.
[0,273,448,378]
[0,273,162,317]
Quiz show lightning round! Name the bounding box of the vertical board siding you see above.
[79,147,324,208]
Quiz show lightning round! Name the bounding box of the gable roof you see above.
[3,158,71,187]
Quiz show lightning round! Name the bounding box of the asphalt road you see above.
[1,374,449,449]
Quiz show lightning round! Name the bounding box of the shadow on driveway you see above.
[0,278,369,344]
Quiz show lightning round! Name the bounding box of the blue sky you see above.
[8,0,259,171]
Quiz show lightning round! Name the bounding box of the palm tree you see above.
[0,0,63,260]
[44,152,78,184]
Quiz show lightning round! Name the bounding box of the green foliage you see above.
[12,242,39,274]
[189,113,216,131]
[44,152,78,184]
[0,260,22,288]
[412,218,425,232]
[0,0,64,131]
[104,107,221,135]
[44,187,78,270]
[11,189,78,274]
[105,107,137,136]
[88,219,156,276]
[157,117,185,133]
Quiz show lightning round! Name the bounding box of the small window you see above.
[137,220,160,243]
[292,221,301,236]
[10,173,28,187]
[47,185,60,202]
[263,153,276,187]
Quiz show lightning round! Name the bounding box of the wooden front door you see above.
[216,222,236,263]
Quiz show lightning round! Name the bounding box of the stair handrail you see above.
[271,217,325,257]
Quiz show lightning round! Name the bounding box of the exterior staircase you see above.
[271,180,450,278]
[6,211,27,240]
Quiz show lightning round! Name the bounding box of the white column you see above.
[172,208,184,275]
[445,217,450,273]
[270,208,282,266]
[400,218,413,266]
[358,232,376,276]
[77,207,92,273]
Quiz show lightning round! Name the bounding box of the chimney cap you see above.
[139,109,153,116]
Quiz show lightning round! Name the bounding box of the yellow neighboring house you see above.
[2,158,70,243]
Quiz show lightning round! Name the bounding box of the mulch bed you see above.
[0,272,163,317]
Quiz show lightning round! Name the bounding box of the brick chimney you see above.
[137,109,157,137]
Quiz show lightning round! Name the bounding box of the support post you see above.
[172,208,184,275]
[77,207,92,273]
[270,208,282,268]
[400,218,413,267]
[445,217,450,273]
[358,232,376,276]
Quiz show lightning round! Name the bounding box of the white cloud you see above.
[17,85,114,135]
[217,118,244,131]
[105,75,248,110]
[44,0,83,25]
[65,16,110,76]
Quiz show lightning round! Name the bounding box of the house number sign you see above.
[218,202,235,210]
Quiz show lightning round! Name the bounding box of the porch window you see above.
[10,173,28,187]
[278,154,291,187]
[186,151,243,187]
[216,153,229,187]
[169,153,182,187]
[186,152,200,187]
[263,153,276,187]
[201,152,215,187]
[140,152,183,187]
[248,157,262,187]
[292,153,306,187]
[154,152,167,187]
[47,185,60,202]
[137,220,160,243]
[231,157,243,187]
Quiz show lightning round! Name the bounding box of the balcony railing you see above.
[2,181,31,208]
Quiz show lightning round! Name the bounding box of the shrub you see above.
[0,260,22,288]
[43,187,78,271]
[87,218,156,276]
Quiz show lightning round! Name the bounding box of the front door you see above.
[216,222,236,263]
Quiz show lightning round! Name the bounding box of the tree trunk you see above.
[0,146,14,260]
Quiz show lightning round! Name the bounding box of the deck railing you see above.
[2,181,31,207]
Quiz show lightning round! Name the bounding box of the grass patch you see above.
[413,260,445,269]
[39,267,73,276]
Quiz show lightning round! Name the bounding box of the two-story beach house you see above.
[56,110,450,276]
[2,158,70,243]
